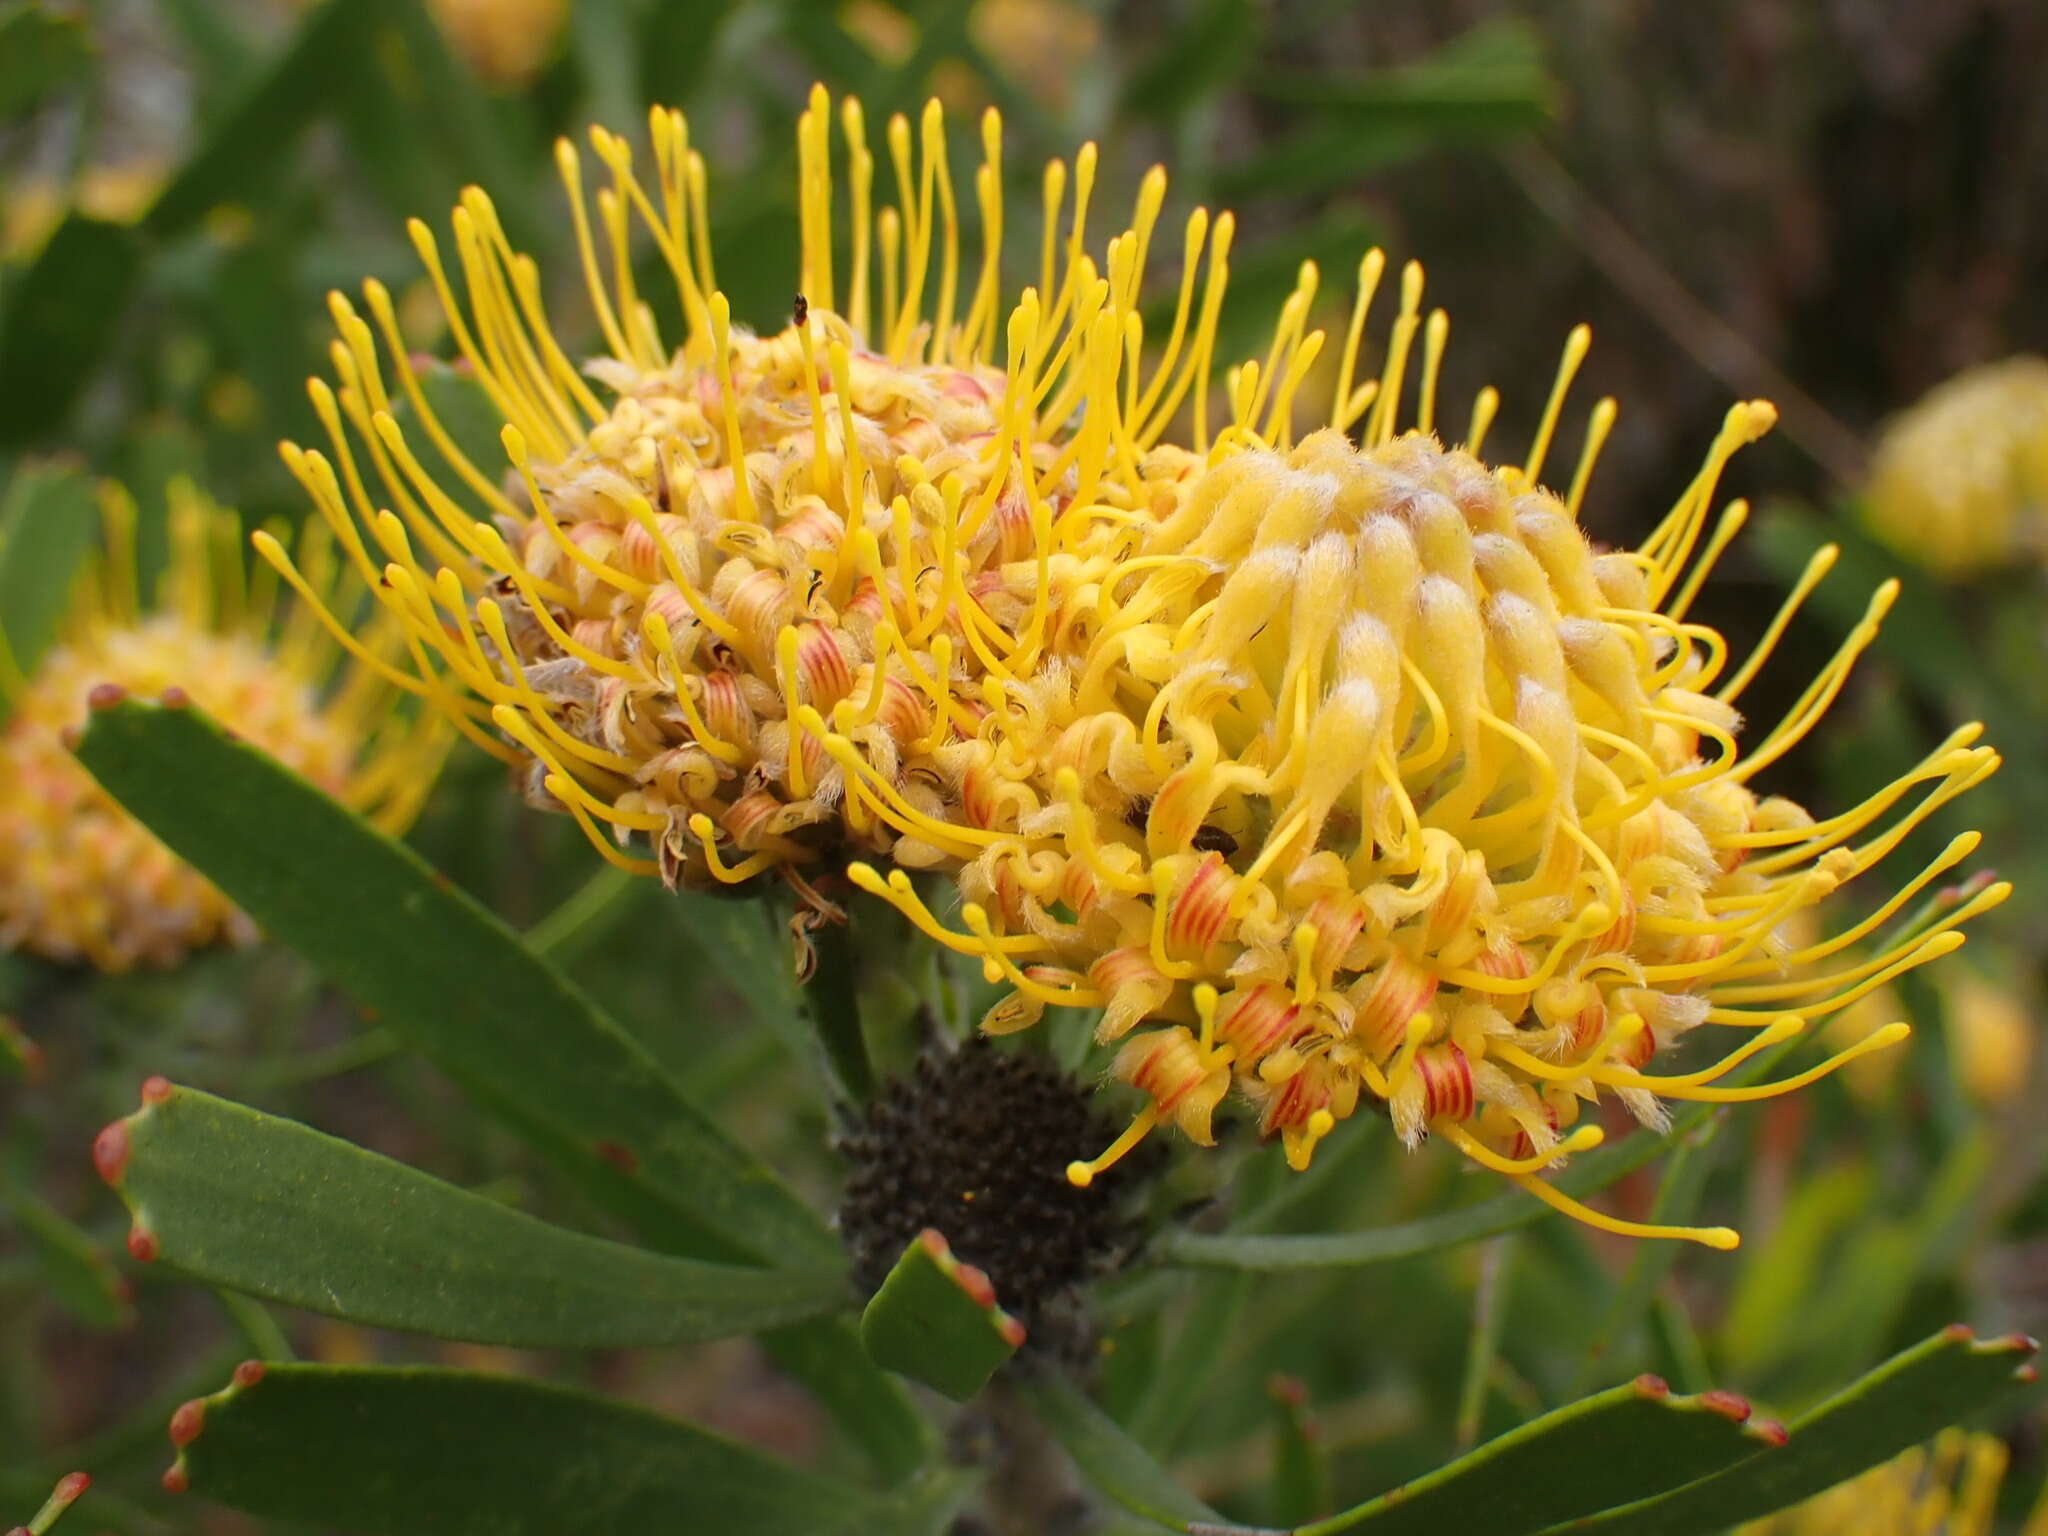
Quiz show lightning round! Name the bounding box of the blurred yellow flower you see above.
[1862,357,2048,579]
[1738,1429,2036,1536]
[1942,968,2032,1107]
[0,482,446,970]
[1,158,169,261]
[429,0,566,88]
[272,88,2004,1244]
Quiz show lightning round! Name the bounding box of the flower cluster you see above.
[271,88,2004,1242]
[1862,355,2048,578]
[0,482,444,970]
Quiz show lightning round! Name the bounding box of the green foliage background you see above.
[3,1,2047,1532]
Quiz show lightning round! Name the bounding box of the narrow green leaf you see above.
[1127,1269,1253,1454]
[1553,1327,2040,1536]
[0,463,97,727]
[859,1229,1025,1401]
[1267,1376,1331,1528]
[1303,1377,1786,1536]
[1020,1369,1231,1532]
[1123,0,1259,119]
[5,1191,132,1331]
[144,0,360,239]
[71,695,835,1270]
[0,4,94,120]
[0,217,141,447]
[10,1471,90,1536]
[166,1364,925,1536]
[69,697,924,1481]
[96,1082,844,1348]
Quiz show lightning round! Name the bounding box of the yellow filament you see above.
[1441,1121,1602,1176]
[1512,1173,1740,1248]
[1599,1022,1910,1101]
[1066,1106,1161,1188]
[686,813,779,884]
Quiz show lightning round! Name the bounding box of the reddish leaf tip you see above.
[1268,1373,1308,1408]
[1751,1419,1790,1447]
[1943,1323,1977,1341]
[2003,1333,2040,1353]
[6,1523,30,1535]
[168,1399,205,1448]
[953,1261,998,1310]
[58,725,81,750]
[159,686,189,708]
[126,1223,159,1262]
[160,1464,189,1495]
[1632,1374,1670,1398]
[1697,1390,1752,1423]
[91,1120,130,1185]
[232,1359,267,1389]
[916,1228,949,1259]
[87,682,127,710]
[594,1139,638,1174]
[53,1472,90,1502]
[140,1074,173,1105]
[997,1316,1027,1349]
[2016,1364,2039,1385]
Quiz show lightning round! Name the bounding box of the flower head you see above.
[274,89,2004,1243]
[0,481,445,970]
[1862,356,2048,578]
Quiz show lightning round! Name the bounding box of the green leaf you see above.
[70,695,834,1270]
[95,1082,845,1348]
[166,1363,948,1536]
[0,463,97,727]
[1302,1377,1786,1536]
[1550,1327,2040,1535]
[0,217,141,448]
[859,1229,1025,1401]
[4,1190,133,1331]
[1219,19,1556,200]
[9,1471,90,1536]
[1020,1368,1230,1532]
[0,4,94,121]
[144,0,361,239]
[69,697,926,1481]
[1266,1377,1331,1528]
[1122,0,1259,120]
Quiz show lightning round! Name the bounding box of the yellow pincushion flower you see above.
[1862,356,2048,578]
[1737,1430,2035,1536]
[0,482,445,971]
[269,88,2004,1244]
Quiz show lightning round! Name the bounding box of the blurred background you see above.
[4,0,2047,1530]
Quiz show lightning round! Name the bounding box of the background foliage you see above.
[4,1,2047,1532]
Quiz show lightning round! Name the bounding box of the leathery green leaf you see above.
[0,216,140,447]
[69,696,925,1481]
[1550,1327,2040,1536]
[69,695,834,1269]
[1019,1369,1233,1533]
[1301,1377,1784,1536]
[0,464,98,728]
[859,1230,1025,1400]
[164,1364,953,1536]
[94,1082,845,1348]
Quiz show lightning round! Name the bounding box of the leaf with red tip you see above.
[67,696,926,1479]
[97,1084,846,1348]
[163,1363,963,1536]
[858,1230,1026,1401]
[9,1470,89,1535]
[1287,1373,1786,1535]
[1549,1326,2042,1535]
